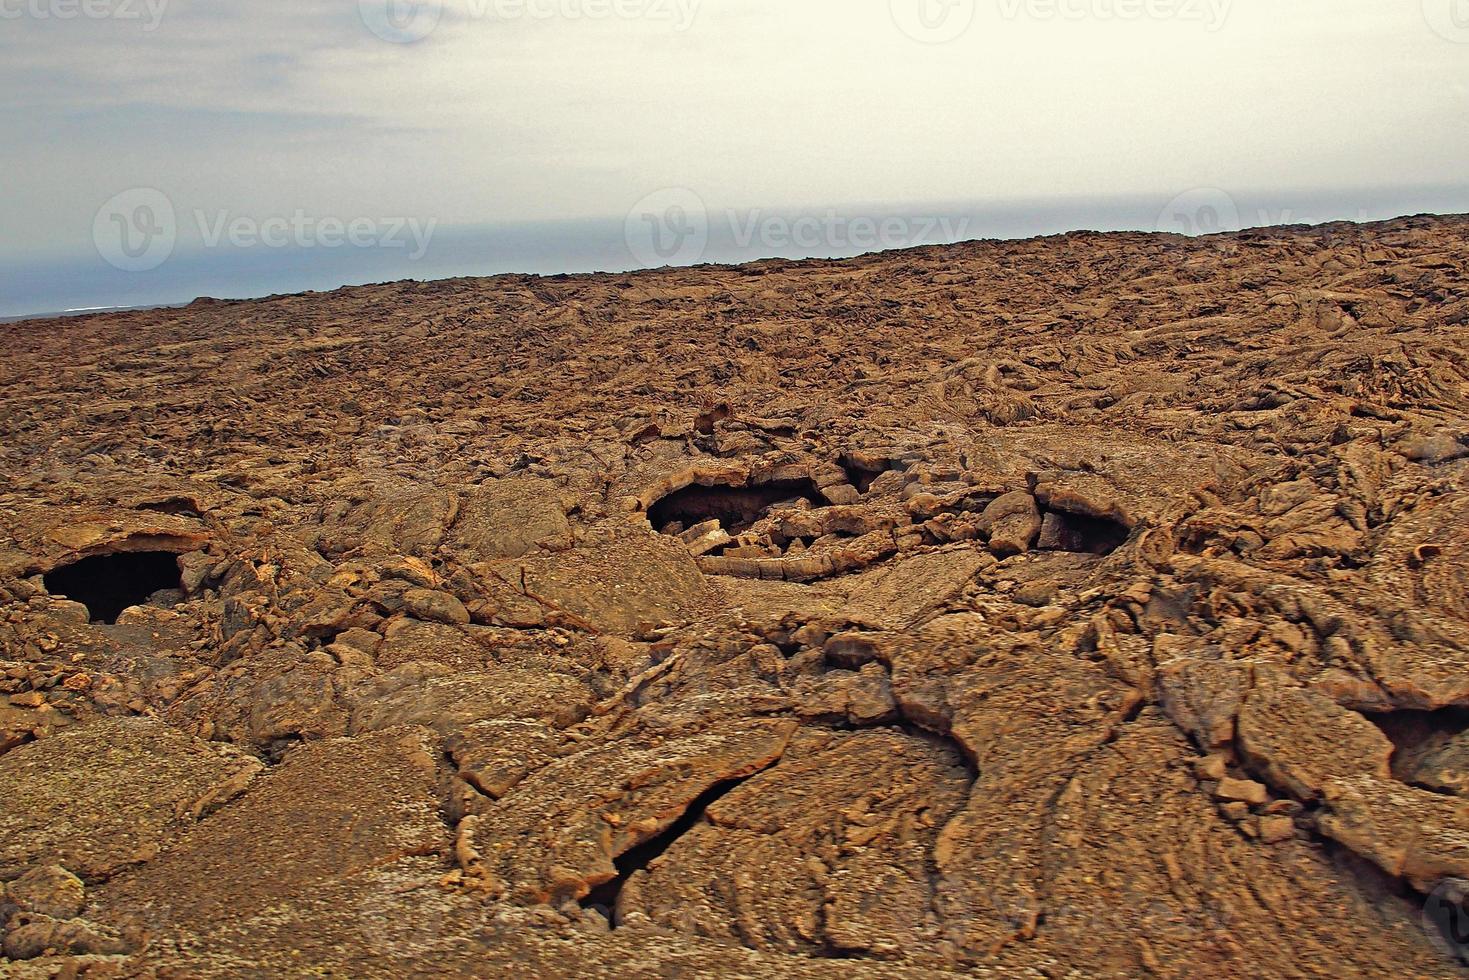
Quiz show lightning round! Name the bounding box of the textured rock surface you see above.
[1,216,1468,974]
[89,725,447,933]
[0,718,262,881]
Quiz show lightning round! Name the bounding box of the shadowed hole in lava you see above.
[648,477,823,536]
[838,458,897,494]
[1368,708,1469,794]
[1039,510,1131,555]
[43,551,183,624]
[133,496,202,518]
[580,776,749,925]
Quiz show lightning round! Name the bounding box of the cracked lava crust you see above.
[2,214,1469,977]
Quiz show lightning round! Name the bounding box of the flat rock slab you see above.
[90,726,447,933]
[349,663,593,734]
[454,476,574,559]
[0,718,262,883]
[1237,685,1394,798]
[496,529,714,634]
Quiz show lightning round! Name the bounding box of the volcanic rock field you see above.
[2,215,1468,977]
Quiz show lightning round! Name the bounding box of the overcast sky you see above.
[2,0,1468,310]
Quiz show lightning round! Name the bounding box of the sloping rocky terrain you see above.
[1,214,1467,977]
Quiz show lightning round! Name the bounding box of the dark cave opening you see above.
[1367,707,1469,795]
[1370,707,1469,748]
[648,478,824,535]
[580,776,749,926]
[43,551,183,624]
[1039,510,1131,556]
[838,458,895,494]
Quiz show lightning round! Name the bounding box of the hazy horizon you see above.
[6,185,1469,320]
[4,0,1468,318]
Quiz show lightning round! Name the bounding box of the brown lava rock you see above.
[0,215,1468,975]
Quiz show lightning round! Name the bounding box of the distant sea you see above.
[4,188,1466,322]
